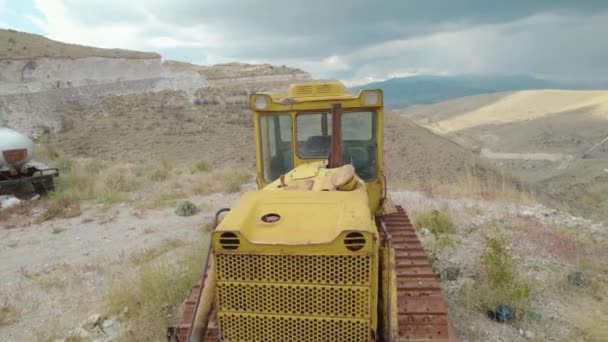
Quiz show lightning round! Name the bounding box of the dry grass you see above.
[148,159,173,182]
[190,160,212,173]
[0,297,21,327]
[134,190,187,211]
[129,239,187,265]
[563,304,608,341]
[191,178,214,196]
[220,170,251,193]
[105,236,209,341]
[413,210,455,236]
[37,197,82,222]
[1,28,158,59]
[19,264,74,291]
[51,158,140,203]
[452,163,531,202]
[34,319,90,342]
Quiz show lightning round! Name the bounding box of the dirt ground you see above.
[2,187,605,341]
[0,188,248,341]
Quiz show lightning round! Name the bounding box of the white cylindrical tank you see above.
[0,127,34,167]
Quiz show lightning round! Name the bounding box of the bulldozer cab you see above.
[250,82,385,212]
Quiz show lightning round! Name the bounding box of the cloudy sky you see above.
[1,0,607,85]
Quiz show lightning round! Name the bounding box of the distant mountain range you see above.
[351,74,606,108]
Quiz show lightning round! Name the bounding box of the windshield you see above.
[296,111,377,180]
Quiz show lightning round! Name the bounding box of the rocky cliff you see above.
[0,29,309,136]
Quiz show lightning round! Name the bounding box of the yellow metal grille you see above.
[288,82,344,98]
[217,282,370,317]
[216,254,371,285]
[217,313,369,342]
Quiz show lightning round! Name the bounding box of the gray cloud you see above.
[27,0,608,84]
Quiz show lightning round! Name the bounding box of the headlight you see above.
[362,90,380,106]
[253,95,269,110]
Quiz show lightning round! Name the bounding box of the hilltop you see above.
[352,74,604,108]
[0,29,159,60]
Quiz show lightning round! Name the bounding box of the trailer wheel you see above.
[32,176,55,194]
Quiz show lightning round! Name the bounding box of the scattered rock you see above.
[0,195,21,208]
[525,331,536,339]
[73,327,91,338]
[175,201,197,216]
[487,305,514,323]
[419,228,431,236]
[443,267,461,281]
[82,313,102,330]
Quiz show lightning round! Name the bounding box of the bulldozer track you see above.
[382,205,454,342]
[168,264,218,342]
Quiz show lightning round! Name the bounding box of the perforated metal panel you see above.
[217,282,370,317]
[215,253,373,341]
[215,254,372,285]
[217,313,369,342]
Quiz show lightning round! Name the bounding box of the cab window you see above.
[296,113,332,158]
[259,114,293,182]
[296,111,377,180]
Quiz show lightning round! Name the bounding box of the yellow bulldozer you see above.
[168,82,456,342]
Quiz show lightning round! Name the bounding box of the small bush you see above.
[221,170,251,193]
[175,201,197,217]
[190,160,211,173]
[458,237,531,320]
[414,210,455,236]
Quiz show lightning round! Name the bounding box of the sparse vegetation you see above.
[134,190,187,210]
[220,169,251,193]
[129,239,187,265]
[414,209,455,236]
[175,201,197,216]
[19,265,73,290]
[0,297,21,327]
[106,236,209,341]
[191,160,212,173]
[458,237,532,321]
[191,178,214,195]
[37,197,82,222]
[149,159,173,182]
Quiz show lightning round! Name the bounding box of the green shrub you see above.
[414,210,455,236]
[458,237,532,320]
[175,201,197,217]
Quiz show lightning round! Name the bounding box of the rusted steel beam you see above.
[328,103,342,168]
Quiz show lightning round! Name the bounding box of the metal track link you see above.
[382,205,455,342]
[167,264,218,342]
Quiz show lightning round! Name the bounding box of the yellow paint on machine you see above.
[211,82,385,341]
